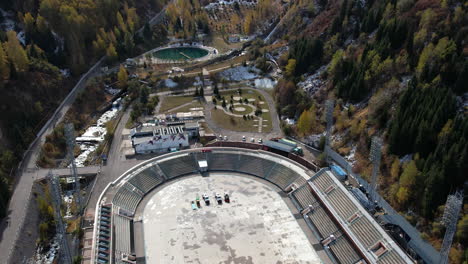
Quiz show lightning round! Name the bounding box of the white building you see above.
[132,126,189,154]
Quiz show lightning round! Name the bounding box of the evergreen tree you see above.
[143,22,152,40]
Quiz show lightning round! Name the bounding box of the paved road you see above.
[0,58,104,263]
[84,109,143,219]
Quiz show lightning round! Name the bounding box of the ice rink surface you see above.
[142,173,322,264]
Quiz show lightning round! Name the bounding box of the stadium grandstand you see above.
[91,147,416,264]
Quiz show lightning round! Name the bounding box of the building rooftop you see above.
[263,140,295,153]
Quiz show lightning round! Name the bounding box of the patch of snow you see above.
[60,69,71,77]
[400,154,413,164]
[297,65,327,96]
[63,191,74,219]
[255,78,277,89]
[35,235,61,264]
[105,86,120,96]
[193,76,203,86]
[16,30,26,45]
[74,144,97,167]
[71,100,121,167]
[51,31,64,54]
[345,145,357,165]
[164,78,178,88]
[219,66,261,81]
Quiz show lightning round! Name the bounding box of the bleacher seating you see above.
[349,216,382,249]
[293,175,307,187]
[237,155,275,178]
[158,154,198,178]
[114,215,132,256]
[266,164,300,190]
[326,188,358,220]
[113,183,143,214]
[329,236,363,264]
[128,167,164,193]
[310,171,335,193]
[291,185,317,210]
[207,152,240,171]
[377,249,409,264]
[307,206,339,238]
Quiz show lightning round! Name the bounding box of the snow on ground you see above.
[193,76,203,86]
[72,101,121,167]
[16,30,25,45]
[205,0,257,9]
[255,78,277,89]
[74,144,97,167]
[219,66,261,81]
[164,78,178,88]
[60,69,71,78]
[345,145,357,165]
[35,235,60,264]
[297,65,327,96]
[63,192,74,219]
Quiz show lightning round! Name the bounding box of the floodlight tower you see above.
[439,191,463,264]
[47,172,72,264]
[325,100,334,161]
[65,123,82,214]
[369,136,382,204]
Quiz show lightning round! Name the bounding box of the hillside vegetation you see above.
[271,0,467,262]
[0,0,167,218]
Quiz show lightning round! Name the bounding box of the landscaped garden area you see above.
[211,88,272,133]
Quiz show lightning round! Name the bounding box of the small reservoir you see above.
[153,47,209,60]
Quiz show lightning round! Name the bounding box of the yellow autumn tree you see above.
[297,110,312,136]
[0,43,9,80]
[3,31,29,72]
[117,65,128,89]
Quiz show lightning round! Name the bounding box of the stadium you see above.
[91,147,414,264]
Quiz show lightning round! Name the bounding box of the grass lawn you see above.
[260,111,272,132]
[219,88,265,101]
[230,104,254,115]
[159,95,195,113]
[214,88,272,132]
[166,100,204,113]
[211,108,259,132]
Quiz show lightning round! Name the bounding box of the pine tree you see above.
[4,31,29,72]
[143,22,152,40]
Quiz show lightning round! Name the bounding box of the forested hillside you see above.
[271,0,467,261]
[0,0,166,218]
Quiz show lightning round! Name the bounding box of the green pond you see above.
[153,47,209,60]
